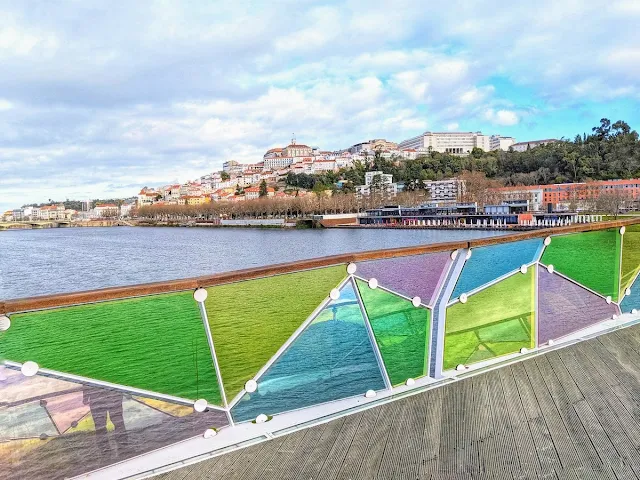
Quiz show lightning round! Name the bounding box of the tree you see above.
[221,171,230,181]
[259,179,268,197]
[595,190,631,219]
[235,184,244,195]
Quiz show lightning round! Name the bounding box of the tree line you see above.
[137,191,426,221]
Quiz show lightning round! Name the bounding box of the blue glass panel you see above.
[451,239,543,300]
[231,280,385,422]
[621,274,640,313]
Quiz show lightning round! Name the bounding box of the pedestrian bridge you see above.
[2,219,640,479]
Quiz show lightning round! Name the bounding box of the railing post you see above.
[429,249,467,379]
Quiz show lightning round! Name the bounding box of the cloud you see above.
[483,109,520,126]
[0,0,639,210]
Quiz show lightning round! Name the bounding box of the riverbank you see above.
[0,219,128,230]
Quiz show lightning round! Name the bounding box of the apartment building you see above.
[492,179,640,210]
[424,179,464,203]
[356,171,398,197]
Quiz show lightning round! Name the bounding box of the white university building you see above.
[398,132,516,155]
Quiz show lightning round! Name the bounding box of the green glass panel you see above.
[621,224,640,298]
[540,229,621,301]
[2,292,221,403]
[205,265,346,400]
[356,279,429,385]
[444,269,535,371]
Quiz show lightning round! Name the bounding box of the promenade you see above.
[155,324,640,479]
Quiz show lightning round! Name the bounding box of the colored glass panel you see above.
[355,252,451,305]
[621,274,640,313]
[621,224,640,298]
[0,369,228,480]
[205,265,346,401]
[2,292,220,404]
[538,268,619,344]
[356,279,429,385]
[541,229,621,301]
[231,281,385,422]
[444,269,535,370]
[43,392,90,433]
[451,239,543,300]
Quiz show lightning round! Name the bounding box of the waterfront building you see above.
[490,135,516,151]
[137,188,158,207]
[398,131,491,155]
[510,138,558,152]
[38,204,66,220]
[94,203,119,217]
[491,178,640,211]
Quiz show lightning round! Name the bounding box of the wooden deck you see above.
[154,324,640,479]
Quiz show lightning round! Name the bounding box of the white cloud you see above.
[484,108,520,126]
[1,0,640,210]
[0,98,13,110]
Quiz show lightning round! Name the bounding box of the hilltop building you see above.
[511,139,558,152]
[398,131,492,155]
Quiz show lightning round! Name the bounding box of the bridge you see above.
[2,218,640,479]
[0,220,72,230]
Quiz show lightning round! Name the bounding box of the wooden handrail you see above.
[2,218,638,315]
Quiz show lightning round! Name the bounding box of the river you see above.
[0,226,507,300]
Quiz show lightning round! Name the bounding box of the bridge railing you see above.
[2,218,640,478]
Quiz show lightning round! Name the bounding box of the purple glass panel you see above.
[0,367,228,480]
[538,267,619,344]
[355,252,451,305]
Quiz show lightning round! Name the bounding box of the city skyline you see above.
[1,0,639,211]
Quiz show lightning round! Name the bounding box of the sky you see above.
[1,0,640,211]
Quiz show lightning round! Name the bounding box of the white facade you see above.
[398,132,491,155]
[264,156,294,170]
[490,135,516,151]
[357,171,398,197]
[511,139,558,152]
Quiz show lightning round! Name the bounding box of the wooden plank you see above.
[354,402,398,480]
[535,355,606,473]
[571,345,640,450]
[181,449,245,480]
[335,408,382,480]
[572,399,637,480]
[485,370,523,477]
[522,358,581,470]
[418,386,443,480]
[498,366,542,478]
[278,423,330,480]
[258,430,308,480]
[220,441,272,480]
[393,391,428,480]
[560,349,640,478]
[295,417,346,480]
[316,412,364,479]
[377,398,414,479]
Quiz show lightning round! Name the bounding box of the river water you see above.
[0,226,506,300]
